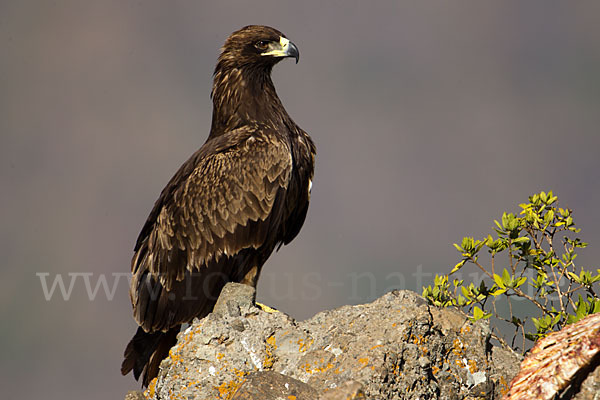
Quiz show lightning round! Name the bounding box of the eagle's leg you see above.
[240,265,260,287]
[240,265,278,313]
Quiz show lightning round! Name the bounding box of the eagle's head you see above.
[217,25,300,70]
[210,25,300,136]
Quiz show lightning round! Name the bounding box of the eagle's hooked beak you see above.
[261,36,300,64]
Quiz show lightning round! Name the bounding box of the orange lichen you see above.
[288,396,297,400]
[169,346,184,365]
[410,334,428,345]
[263,335,277,370]
[143,377,158,399]
[166,326,204,370]
[214,370,249,400]
[232,368,248,378]
[452,338,464,356]
[172,380,199,400]
[321,363,334,372]
[302,359,335,374]
[358,357,369,368]
[297,338,314,353]
[215,379,245,399]
[467,359,478,374]
[498,376,509,395]
[370,344,383,350]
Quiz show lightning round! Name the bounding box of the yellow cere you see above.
[261,36,290,57]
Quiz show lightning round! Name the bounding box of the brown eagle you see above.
[121,25,316,386]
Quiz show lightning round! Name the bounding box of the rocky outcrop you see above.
[131,283,523,399]
[505,312,600,400]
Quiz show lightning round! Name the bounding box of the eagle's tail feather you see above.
[121,325,180,387]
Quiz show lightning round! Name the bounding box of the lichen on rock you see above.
[136,283,522,400]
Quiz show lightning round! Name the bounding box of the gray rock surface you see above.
[124,391,145,400]
[230,371,318,399]
[136,283,522,399]
[575,365,600,400]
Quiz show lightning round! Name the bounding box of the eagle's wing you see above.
[130,126,292,331]
[280,127,316,246]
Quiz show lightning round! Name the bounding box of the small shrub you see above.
[423,191,600,352]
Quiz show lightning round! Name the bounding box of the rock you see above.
[320,380,365,399]
[142,283,523,399]
[124,390,144,400]
[574,363,600,400]
[212,282,255,317]
[504,312,600,400]
[231,371,318,399]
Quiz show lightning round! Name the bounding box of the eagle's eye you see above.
[255,40,269,51]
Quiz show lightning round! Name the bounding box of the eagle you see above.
[121,25,316,386]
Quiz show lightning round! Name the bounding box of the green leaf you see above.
[513,237,530,245]
[591,298,600,314]
[461,237,473,251]
[451,260,465,274]
[493,273,505,289]
[502,268,511,285]
[568,271,580,283]
[566,216,573,226]
[434,274,447,286]
[501,213,509,229]
[525,333,538,341]
[472,306,491,320]
[543,209,554,226]
[461,285,470,298]
[494,219,503,231]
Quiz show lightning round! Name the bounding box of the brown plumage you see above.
[121,25,315,386]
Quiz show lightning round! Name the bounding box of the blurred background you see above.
[2,1,599,398]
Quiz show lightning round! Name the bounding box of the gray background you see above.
[2,1,599,398]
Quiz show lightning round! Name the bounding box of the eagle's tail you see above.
[121,325,180,387]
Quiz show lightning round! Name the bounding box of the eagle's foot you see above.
[256,302,278,313]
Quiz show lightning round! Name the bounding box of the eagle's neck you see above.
[209,65,288,139]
